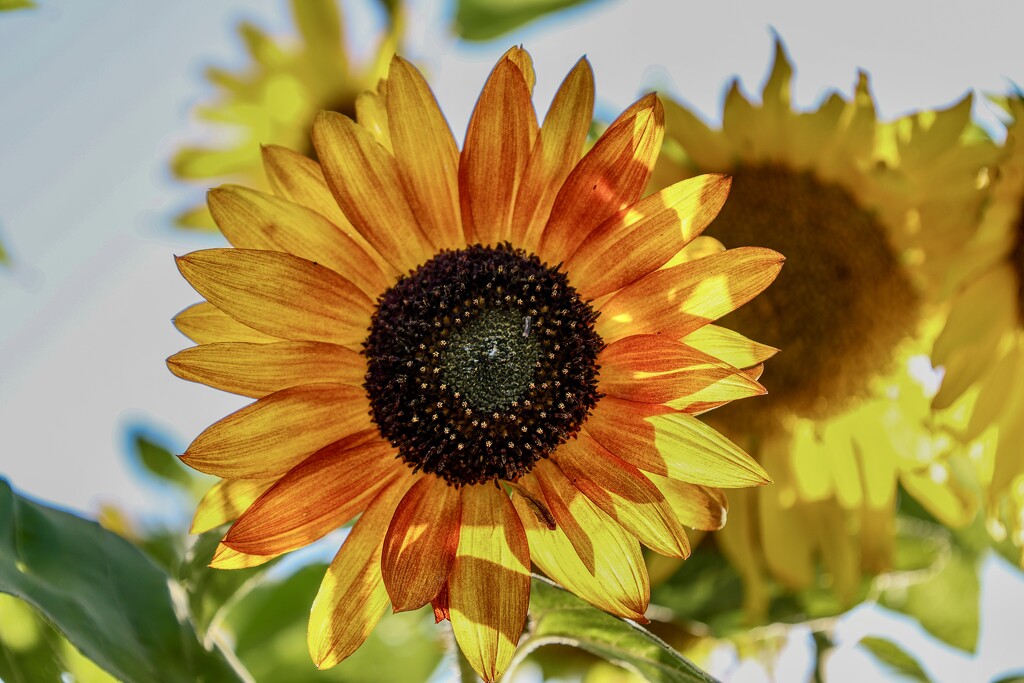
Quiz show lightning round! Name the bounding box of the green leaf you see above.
[0,478,249,683]
[858,637,932,683]
[128,429,205,496]
[227,562,444,682]
[880,544,980,652]
[515,575,719,683]
[0,0,36,10]
[454,0,600,41]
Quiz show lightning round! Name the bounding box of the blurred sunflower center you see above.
[363,243,603,486]
[704,165,920,427]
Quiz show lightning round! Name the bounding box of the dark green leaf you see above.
[228,562,444,682]
[128,428,204,495]
[516,576,719,683]
[454,0,601,41]
[858,637,932,683]
[0,478,248,683]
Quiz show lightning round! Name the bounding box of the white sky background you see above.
[1,1,1023,682]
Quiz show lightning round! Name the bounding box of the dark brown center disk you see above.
[703,165,921,432]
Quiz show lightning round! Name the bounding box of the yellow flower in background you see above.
[172,0,398,229]
[651,40,997,616]
[931,95,1024,565]
[169,48,783,681]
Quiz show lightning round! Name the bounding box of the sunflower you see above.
[651,39,997,615]
[172,0,397,229]
[931,95,1024,564]
[169,48,784,681]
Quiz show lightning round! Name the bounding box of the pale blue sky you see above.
[1,2,1023,682]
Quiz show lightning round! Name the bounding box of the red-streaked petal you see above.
[538,94,664,263]
[459,57,538,247]
[599,334,766,405]
[553,432,690,558]
[222,431,403,556]
[381,475,462,613]
[175,249,372,347]
[518,467,650,621]
[173,301,280,345]
[449,485,530,683]
[191,477,276,534]
[585,397,771,488]
[168,341,365,398]
[597,246,785,343]
[512,57,594,253]
[313,110,436,272]
[386,56,464,251]
[308,478,414,669]
[180,384,372,479]
[208,185,392,299]
[567,174,732,299]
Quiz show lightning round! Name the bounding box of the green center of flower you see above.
[363,244,603,486]
[703,165,920,430]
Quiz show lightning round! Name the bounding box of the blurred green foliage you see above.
[857,637,932,683]
[453,0,600,40]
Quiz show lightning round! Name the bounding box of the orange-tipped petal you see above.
[567,174,732,299]
[512,57,594,253]
[168,341,365,398]
[553,432,690,558]
[517,467,650,621]
[180,384,372,479]
[313,110,436,272]
[599,334,766,405]
[449,485,531,683]
[386,56,463,251]
[597,246,784,343]
[381,475,462,613]
[539,93,664,263]
[309,479,413,669]
[175,249,372,347]
[223,432,404,556]
[645,473,728,531]
[191,477,276,534]
[207,185,392,299]
[459,57,538,247]
[173,301,280,345]
[585,397,771,488]
[209,543,277,569]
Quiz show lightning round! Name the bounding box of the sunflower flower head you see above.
[931,93,1024,564]
[169,47,783,681]
[652,38,998,613]
[172,0,397,229]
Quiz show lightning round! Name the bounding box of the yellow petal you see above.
[645,473,728,531]
[381,475,462,613]
[449,485,531,683]
[512,57,594,253]
[207,185,392,299]
[355,87,393,152]
[597,247,785,343]
[173,301,281,345]
[568,174,732,299]
[539,94,664,263]
[223,432,404,556]
[176,249,372,347]
[459,57,537,247]
[168,341,365,398]
[514,468,649,621]
[386,56,464,251]
[309,478,413,669]
[209,543,277,570]
[191,477,276,534]
[181,384,372,479]
[554,432,690,558]
[757,440,814,589]
[681,324,778,370]
[313,110,436,271]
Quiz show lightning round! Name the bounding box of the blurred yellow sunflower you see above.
[172,0,397,229]
[931,95,1024,565]
[652,40,997,615]
[169,48,784,681]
